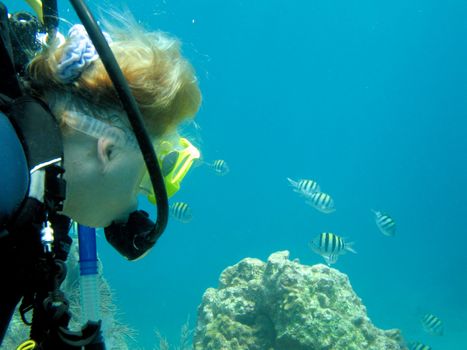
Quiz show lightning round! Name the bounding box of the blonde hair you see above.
[26,13,201,138]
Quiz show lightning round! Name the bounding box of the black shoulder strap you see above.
[0,2,22,98]
[6,95,64,171]
[4,95,67,221]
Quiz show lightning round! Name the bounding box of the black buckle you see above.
[45,165,66,212]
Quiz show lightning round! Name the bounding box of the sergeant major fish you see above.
[372,209,396,236]
[170,202,193,223]
[408,342,432,350]
[210,159,229,176]
[309,232,356,265]
[306,191,335,213]
[421,313,444,336]
[287,177,321,196]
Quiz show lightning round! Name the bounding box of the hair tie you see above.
[57,24,112,83]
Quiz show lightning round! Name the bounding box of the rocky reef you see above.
[194,251,407,350]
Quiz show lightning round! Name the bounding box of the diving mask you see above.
[140,137,200,202]
[62,110,138,149]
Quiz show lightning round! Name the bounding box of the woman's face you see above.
[61,131,147,227]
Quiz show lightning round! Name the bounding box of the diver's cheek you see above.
[112,196,139,225]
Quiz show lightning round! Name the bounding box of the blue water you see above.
[10,0,467,348]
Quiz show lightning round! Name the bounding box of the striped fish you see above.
[372,210,396,236]
[305,191,335,213]
[170,202,193,223]
[408,342,432,350]
[421,313,444,336]
[287,177,321,196]
[309,232,356,265]
[210,159,229,176]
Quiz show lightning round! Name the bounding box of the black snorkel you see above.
[68,0,169,260]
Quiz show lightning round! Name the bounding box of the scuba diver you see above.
[0,0,201,348]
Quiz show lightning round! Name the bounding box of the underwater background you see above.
[9,0,467,349]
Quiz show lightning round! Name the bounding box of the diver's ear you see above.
[97,137,115,167]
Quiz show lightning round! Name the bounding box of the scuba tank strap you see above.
[6,95,64,172]
[3,94,66,234]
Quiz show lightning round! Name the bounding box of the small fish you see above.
[305,191,335,213]
[421,313,444,336]
[309,232,356,265]
[287,177,321,196]
[210,159,229,176]
[408,341,432,350]
[372,210,396,236]
[170,202,193,223]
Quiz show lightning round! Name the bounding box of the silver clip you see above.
[41,220,55,253]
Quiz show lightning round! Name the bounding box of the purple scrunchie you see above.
[57,24,112,83]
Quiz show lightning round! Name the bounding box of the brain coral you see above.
[194,251,407,350]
